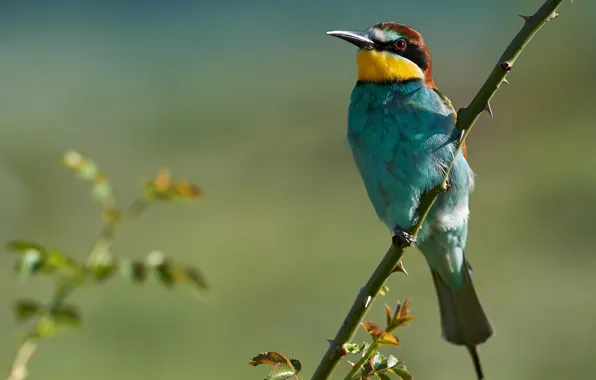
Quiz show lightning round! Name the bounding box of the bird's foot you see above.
[392,225,416,248]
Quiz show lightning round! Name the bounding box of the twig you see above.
[345,341,379,379]
[311,1,568,379]
[5,199,151,380]
[6,341,37,380]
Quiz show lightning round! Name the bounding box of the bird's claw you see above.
[392,226,417,247]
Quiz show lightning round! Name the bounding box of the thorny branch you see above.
[311,1,569,379]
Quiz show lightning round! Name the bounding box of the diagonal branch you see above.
[311,1,568,379]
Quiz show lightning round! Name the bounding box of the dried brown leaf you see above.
[154,169,171,192]
[385,304,392,328]
[361,321,383,338]
[249,352,292,367]
[395,299,415,326]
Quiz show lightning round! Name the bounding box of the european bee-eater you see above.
[327,22,493,379]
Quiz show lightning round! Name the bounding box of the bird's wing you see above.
[431,88,467,158]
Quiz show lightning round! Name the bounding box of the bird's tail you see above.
[431,264,493,379]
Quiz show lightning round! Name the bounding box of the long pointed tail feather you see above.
[431,265,493,379]
[467,345,485,380]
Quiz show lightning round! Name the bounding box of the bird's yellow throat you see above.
[357,50,424,82]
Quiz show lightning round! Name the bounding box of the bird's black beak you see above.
[326,30,375,50]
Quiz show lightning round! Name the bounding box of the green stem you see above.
[86,199,150,265]
[6,340,37,380]
[345,318,404,379]
[311,1,567,379]
[345,341,380,379]
[6,199,151,380]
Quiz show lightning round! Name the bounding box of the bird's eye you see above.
[394,39,407,51]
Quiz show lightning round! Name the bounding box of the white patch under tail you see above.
[435,199,470,230]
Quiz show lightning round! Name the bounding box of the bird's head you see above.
[327,22,435,88]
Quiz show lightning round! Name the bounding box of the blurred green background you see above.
[0,0,595,379]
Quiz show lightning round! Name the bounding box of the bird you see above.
[327,22,494,379]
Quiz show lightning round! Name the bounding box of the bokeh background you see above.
[0,1,594,379]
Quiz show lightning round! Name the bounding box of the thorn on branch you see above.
[483,102,494,117]
[549,12,560,21]
[458,129,466,145]
[520,11,558,23]
[500,62,513,72]
[327,339,348,357]
[391,260,408,275]
[502,78,509,84]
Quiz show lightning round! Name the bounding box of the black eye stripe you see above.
[370,38,407,51]
[372,39,429,71]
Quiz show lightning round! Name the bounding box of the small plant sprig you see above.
[249,352,303,380]
[248,298,413,380]
[6,151,208,380]
[344,299,414,380]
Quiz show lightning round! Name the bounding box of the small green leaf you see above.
[176,266,209,293]
[370,353,403,376]
[343,342,368,355]
[33,316,57,339]
[89,260,118,282]
[51,305,81,328]
[289,359,301,374]
[92,178,113,205]
[388,366,413,380]
[377,332,400,347]
[385,357,412,380]
[6,240,45,255]
[386,355,399,369]
[155,265,176,286]
[376,373,392,380]
[14,300,43,322]
[147,252,175,287]
[372,352,387,372]
[16,250,44,279]
[44,251,85,283]
[145,252,208,292]
[267,364,297,380]
[249,352,301,380]
[63,150,98,180]
[44,251,75,272]
[62,151,114,207]
[120,260,148,283]
[11,245,85,282]
[9,241,46,279]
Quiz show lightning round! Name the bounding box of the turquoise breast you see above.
[347,79,473,240]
